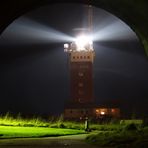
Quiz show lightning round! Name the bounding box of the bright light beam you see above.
[92,20,138,42]
[1,17,74,46]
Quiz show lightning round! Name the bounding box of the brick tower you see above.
[63,4,120,119]
[64,35,96,119]
[69,48,94,104]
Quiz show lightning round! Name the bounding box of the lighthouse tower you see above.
[63,4,120,120]
[65,36,95,104]
[63,3,96,119]
[64,35,95,119]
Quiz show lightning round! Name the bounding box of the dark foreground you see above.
[0,134,98,148]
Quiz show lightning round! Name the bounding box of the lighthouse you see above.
[63,4,120,120]
[63,34,96,119]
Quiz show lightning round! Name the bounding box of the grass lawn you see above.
[0,126,85,139]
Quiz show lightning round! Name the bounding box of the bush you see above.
[142,118,148,127]
[59,123,66,128]
[124,123,138,131]
[86,129,147,147]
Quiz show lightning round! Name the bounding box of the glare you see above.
[93,20,138,42]
[0,17,74,46]
[75,35,93,51]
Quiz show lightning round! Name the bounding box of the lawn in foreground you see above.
[0,126,85,139]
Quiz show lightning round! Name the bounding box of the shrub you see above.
[124,123,138,131]
[142,118,148,127]
[59,123,66,128]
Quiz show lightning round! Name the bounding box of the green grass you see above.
[0,113,86,139]
[0,112,148,146]
[0,113,124,130]
[0,126,85,139]
[0,113,86,130]
[0,113,144,131]
[0,113,49,127]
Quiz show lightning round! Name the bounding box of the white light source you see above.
[64,43,69,49]
[75,35,93,51]
[100,111,105,115]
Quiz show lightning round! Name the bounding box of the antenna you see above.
[88,1,93,34]
[87,0,93,34]
[64,1,94,52]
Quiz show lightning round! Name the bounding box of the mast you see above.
[88,4,93,33]
[88,1,93,34]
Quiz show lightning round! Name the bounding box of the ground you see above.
[0,134,98,148]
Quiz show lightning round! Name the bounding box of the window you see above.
[78,72,84,76]
[78,83,83,87]
[78,98,83,103]
[80,65,89,68]
[78,90,84,95]
[73,56,75,59]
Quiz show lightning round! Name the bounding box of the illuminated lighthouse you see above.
[64,34,95,119]
[63,4,120,119]
[65,35,94,101]
[63,3,96,119]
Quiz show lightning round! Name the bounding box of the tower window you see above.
[78,90,84,95]
[78,83,83,87]
[80,65,89,68]
[77,56,79,59]
[87,56,90,59]
[73,56,75,59]
[78,72,84,76]
[78,98,83,103]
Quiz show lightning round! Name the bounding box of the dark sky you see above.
[0,3,148,117]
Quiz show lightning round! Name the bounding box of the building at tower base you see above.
[64,104,120,120]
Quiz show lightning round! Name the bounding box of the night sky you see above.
[0,3,148,117]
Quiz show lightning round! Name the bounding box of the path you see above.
[0,134,98,148]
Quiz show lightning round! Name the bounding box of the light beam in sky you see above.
[0,4,139,50]
[0,17,74,46]
[92,20,138,42]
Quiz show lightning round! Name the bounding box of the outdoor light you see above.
[64,43,69,49]
[64,43,69,52]
[96,109,99,113]
[100,111,105,115]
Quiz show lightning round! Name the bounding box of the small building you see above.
[64,104,120,120]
